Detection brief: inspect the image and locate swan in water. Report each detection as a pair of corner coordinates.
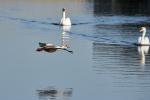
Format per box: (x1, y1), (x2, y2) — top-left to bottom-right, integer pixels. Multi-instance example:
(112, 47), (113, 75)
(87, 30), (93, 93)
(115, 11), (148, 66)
(60, 8), (71, 26)
(138, 27), (150, 46)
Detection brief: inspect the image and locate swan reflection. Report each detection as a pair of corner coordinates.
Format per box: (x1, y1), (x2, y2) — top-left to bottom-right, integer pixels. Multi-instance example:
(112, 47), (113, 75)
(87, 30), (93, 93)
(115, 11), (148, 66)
(138, 46), (149, 65)
(36, 26), (73, 54)
(61, 25), (71, 32)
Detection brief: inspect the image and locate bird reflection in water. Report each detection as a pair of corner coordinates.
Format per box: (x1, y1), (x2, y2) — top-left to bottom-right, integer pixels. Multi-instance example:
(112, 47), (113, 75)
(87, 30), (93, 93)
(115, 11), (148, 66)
(138, 46), (149, 65)
(37, 87), (73, 100)
(36, 26), (73, 54)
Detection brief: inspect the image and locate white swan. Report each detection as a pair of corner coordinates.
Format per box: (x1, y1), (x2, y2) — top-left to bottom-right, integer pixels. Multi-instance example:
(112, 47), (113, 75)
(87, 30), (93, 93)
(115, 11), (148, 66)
(138, 27), (150, 45)
(60, 8), (71, 26)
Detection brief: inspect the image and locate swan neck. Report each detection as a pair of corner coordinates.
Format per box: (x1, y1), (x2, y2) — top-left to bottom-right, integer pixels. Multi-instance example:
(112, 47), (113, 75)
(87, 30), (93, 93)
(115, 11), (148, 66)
(142, 31), (146, 38)
(63, 11), (66, 19)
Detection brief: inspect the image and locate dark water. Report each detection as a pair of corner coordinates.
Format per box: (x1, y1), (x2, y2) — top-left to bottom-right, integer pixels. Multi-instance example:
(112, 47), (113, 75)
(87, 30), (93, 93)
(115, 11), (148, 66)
(0, 0), (150, 100)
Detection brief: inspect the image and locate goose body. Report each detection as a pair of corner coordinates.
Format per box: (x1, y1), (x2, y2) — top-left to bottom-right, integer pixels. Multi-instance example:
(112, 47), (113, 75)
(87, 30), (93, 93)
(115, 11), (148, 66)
(60, 8), (71, 26)
(137, 27), (150, 46)
(37, 42), (73, 53)
(38, 42), (67, 49)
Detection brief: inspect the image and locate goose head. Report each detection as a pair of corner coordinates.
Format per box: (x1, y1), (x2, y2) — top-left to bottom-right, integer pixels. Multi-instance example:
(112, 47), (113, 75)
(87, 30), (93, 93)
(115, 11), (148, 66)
(139, 27), (146, 33)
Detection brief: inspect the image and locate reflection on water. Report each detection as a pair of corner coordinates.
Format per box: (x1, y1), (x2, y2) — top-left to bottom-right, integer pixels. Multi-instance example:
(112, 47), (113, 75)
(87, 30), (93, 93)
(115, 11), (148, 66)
(61, 26), (71, 32)
(93, 42), (150, 88)
(93, 42), (139, 67)
(37, 87), (73, 100)
(94, 0), (150, 16)
(36, 26), (73, 54)
(138, 46), (149, 65)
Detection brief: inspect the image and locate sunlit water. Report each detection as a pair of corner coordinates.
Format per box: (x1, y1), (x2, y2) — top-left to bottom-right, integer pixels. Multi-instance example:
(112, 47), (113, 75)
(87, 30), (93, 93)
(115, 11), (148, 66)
(0, 0), (150, 100)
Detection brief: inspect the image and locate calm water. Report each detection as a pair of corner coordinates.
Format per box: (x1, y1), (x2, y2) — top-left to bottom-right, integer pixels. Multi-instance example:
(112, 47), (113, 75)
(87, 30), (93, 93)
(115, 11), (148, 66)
(0, 0), (150, 100)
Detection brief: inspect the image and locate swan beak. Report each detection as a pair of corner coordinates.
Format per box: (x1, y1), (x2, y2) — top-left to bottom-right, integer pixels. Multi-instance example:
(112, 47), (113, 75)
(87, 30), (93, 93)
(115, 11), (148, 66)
(139, 28), (143, 32)
(139, 29), (142, 32)
(62, 8), (66, 12)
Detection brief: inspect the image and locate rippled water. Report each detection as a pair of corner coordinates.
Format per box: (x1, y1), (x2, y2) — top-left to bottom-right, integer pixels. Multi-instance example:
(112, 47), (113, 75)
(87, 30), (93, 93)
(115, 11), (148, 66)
(0, 0), (150, 100)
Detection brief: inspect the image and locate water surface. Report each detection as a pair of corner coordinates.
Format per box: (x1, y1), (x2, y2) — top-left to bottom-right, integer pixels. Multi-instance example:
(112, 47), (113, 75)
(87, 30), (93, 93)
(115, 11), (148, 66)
(0, 0), (150, 100)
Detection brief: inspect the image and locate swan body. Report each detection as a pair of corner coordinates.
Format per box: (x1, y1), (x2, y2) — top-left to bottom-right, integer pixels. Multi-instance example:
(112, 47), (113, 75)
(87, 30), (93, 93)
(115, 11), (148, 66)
(60, 8), (71, 26)
(138, 27), (150, 45)
(138, 37), (149, 45)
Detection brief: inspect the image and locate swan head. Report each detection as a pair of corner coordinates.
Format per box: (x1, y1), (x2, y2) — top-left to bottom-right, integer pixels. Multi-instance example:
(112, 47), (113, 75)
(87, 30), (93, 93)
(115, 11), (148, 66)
(62, 8), (66, 12)
(139, 27), (146, 33)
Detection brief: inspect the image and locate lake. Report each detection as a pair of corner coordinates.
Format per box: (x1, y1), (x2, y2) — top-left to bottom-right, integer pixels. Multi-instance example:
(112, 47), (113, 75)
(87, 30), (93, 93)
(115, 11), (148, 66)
(0, 0), (150, 100)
